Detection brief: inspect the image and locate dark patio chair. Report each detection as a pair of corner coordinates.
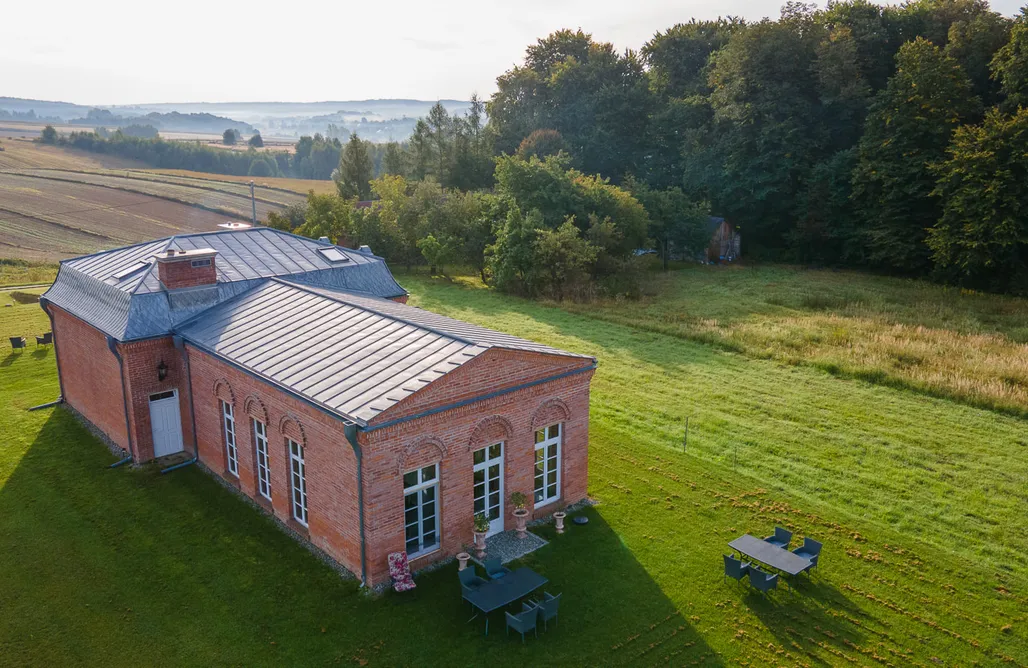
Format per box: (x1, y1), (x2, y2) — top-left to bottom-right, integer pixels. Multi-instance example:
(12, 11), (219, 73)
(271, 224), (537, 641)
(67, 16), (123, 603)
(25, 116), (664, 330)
(459, 566), (487, 605)
(35, 332), (53, 347)
(484, 557), (511, 580)
(763, 526), (792, 549)
(723, 553), (751, 584)
(793, 537), (823, 574)
(528, 591), (561, 631)
(505, 604), (539, 643)
(9, 336), (26, 350)
(748, 566), (778, 595)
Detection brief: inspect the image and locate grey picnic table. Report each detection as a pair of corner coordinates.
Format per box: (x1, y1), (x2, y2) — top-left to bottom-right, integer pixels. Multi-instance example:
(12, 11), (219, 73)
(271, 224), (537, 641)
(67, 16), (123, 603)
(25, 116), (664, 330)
(464, 566), (548, 635)
(728, 534), (812, 577)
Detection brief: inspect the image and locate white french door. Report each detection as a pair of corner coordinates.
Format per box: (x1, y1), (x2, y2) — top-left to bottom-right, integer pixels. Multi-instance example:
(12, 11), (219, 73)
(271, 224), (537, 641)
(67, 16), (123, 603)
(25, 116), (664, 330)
(473, 442), (504, 536)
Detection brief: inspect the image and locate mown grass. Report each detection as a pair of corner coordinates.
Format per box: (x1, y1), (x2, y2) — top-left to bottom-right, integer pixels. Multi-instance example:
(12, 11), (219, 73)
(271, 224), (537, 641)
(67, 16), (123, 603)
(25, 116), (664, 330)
(559, 263), (1028, 417)
(1, 271), (1026, 666)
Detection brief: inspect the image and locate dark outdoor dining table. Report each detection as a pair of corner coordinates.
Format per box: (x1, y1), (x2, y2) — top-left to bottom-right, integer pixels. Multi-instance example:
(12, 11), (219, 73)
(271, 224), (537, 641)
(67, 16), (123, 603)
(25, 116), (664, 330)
(464, 566), (548, 635)
(728, 534), (812, 576)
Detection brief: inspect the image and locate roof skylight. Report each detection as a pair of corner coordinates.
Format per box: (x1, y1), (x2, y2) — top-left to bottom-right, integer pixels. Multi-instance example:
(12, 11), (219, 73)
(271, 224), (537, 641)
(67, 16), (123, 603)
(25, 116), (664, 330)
(111, 261), (150, 281)
(317, 247), (350, 263)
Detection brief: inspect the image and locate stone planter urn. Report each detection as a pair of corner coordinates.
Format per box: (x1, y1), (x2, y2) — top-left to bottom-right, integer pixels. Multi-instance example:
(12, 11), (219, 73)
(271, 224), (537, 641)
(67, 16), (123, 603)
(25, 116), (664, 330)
(456, 552), (471, 571)
(513, 509), (530, 539)
(553, 511), (567, 535)
(473, 531), (488, 560)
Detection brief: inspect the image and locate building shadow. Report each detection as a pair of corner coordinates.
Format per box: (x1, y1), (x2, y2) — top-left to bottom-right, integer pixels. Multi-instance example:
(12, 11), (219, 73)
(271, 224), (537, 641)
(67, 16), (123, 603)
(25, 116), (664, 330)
(0, 411), (720, 666)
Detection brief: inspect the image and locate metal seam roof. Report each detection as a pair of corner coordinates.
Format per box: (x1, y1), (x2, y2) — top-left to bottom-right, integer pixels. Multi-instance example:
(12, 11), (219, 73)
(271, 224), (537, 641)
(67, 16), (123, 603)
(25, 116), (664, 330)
(42, 228), (407, 341)
(175, 278), (591, 424)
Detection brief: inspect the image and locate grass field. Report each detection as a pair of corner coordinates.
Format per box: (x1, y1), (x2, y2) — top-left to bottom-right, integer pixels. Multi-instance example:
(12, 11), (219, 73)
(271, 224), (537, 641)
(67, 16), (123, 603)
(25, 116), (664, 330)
(1, 269), (1026, 666)
(567, 263), (1028, 418)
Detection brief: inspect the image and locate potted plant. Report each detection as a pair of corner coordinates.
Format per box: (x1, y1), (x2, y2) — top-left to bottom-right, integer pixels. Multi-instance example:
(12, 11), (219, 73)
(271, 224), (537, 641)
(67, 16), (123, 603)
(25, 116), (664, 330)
(510, 491), (529, 539)
(472, 513), (490, 559)
(553, 501), (567, 535)
(456, 548), (472, 571)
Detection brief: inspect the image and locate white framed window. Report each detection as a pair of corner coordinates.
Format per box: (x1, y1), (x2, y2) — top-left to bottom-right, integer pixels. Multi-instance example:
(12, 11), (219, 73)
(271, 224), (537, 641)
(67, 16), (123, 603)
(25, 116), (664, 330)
(253, 419), (271, 500)
(222, 401), (237, 477)
(403, 464), (439, 557)
(534, 423), (561, 507)
(289, 439), (308, 526)
(190, 258), (211, 268)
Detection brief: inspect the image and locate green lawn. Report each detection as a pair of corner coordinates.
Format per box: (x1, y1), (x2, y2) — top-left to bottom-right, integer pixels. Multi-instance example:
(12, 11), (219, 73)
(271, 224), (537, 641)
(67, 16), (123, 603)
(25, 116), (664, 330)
(1, 270), (1026, 666)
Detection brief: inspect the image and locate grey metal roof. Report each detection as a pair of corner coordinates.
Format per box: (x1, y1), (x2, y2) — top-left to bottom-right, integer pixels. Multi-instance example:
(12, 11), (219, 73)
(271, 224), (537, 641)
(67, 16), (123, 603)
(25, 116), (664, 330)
(176, 279), (591, 425)
(42, 228), (407, 341)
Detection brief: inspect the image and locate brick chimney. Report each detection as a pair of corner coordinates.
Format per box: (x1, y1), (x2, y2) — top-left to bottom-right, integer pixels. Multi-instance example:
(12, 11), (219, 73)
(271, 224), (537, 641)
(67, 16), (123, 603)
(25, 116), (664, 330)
(155, 248), (218, 290)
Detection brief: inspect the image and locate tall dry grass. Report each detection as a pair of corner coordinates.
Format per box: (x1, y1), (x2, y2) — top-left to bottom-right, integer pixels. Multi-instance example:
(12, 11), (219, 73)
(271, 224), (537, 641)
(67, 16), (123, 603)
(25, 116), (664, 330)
(561, 264), (1028, 416)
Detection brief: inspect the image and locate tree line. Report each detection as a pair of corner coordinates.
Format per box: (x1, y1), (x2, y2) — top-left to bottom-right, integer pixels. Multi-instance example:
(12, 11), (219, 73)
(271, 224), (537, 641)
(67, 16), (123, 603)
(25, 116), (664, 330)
(49, 1), (1028, 296)
(313, 0), (1028, 296)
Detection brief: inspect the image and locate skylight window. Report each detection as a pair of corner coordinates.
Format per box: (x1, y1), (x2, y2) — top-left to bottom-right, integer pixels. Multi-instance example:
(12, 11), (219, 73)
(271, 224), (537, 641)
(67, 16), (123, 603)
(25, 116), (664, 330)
(111, 261), (150, 281)
(317, 247), (350, 263)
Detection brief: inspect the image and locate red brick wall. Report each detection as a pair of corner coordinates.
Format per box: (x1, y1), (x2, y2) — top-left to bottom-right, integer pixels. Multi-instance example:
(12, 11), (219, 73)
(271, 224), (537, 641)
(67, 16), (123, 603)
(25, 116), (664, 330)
(50, 306), (594, 588)
(120, 337), (195, 463)
(50, 305), (130, 452)
(360, 361), (594, 586)
(157, 257), (217, 290)
(49, 307), (196, 463)
(185, 346), (363, 576)
(389, 295), (408, 304)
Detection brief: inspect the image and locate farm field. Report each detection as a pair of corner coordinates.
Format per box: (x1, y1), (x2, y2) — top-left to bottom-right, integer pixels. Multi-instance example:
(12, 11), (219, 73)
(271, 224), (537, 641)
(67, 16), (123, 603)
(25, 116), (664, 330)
(150, 169), (335, 195)
(2, 170), (288, 221)
(0, 137), (143, 170)
(0, 172), (246, 261)
(1, 270), (1026, 666)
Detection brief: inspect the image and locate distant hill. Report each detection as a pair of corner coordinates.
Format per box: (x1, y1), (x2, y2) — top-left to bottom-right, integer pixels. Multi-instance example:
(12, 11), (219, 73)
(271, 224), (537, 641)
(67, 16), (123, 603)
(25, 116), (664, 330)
(0, 97), (473, 142)
(69, 108), (253, 134)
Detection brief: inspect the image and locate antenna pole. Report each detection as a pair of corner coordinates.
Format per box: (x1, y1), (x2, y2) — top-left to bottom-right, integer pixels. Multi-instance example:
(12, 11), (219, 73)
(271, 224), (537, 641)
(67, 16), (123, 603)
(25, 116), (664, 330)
(249, 181), (257, 225)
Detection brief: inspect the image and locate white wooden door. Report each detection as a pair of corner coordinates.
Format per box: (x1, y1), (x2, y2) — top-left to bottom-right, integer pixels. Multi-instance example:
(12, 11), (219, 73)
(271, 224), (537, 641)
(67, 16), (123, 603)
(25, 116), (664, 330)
(149, 390), (184, 458)
(473, 442), (504, 536)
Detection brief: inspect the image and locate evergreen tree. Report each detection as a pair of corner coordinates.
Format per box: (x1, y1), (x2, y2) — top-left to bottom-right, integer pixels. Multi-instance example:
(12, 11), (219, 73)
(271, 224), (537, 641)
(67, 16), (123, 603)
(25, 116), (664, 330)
(335, 132), (374, 200)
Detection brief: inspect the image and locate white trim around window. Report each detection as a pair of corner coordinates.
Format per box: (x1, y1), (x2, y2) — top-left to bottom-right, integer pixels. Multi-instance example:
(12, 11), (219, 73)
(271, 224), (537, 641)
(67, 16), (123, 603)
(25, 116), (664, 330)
(289, 439), (308, 526)
(403, 464), (440, 558)
(222, 401), (238, 477)
(534, 423), (562, 507)
(253, 419), (271, 501)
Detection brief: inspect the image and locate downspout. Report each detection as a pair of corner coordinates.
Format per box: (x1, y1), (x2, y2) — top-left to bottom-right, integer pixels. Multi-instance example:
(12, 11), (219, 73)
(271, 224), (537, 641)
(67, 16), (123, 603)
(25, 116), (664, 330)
(37, 298), (65, 404)
(162, 335), (199, 475)
(106, 335), (135, 462)
(343, 421), (367, 588)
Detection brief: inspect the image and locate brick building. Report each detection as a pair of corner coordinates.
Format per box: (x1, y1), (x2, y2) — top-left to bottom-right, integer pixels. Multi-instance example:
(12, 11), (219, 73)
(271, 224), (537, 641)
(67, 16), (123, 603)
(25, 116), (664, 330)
(41, 228), (596, 587)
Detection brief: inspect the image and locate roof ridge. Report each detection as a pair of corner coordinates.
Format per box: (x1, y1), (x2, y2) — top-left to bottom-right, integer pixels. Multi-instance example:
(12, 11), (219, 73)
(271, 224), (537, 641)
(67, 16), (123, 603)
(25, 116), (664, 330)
(129, 238), (174, 295)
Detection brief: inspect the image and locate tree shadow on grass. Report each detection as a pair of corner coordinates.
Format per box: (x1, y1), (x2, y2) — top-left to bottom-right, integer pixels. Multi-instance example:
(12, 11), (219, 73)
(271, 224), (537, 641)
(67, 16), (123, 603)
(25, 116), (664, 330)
(408, 279), (724, 374)
(0, 412), (720, 666)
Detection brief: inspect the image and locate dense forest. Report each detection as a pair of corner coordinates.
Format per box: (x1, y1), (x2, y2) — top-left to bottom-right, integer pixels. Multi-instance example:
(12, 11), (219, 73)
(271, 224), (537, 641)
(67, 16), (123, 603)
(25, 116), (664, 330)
(55, 1), (1028, 297)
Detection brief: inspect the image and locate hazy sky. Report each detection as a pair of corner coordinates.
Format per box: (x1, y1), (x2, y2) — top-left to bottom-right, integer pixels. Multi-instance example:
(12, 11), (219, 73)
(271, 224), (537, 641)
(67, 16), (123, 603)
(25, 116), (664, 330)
(2, 0), (1024, 105)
